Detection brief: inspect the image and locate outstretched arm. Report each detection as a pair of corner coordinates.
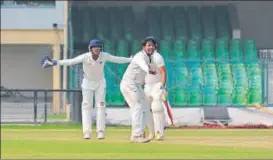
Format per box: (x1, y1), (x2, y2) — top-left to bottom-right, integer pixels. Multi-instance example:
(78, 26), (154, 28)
(41, 54), (85, 68)
(105, 53), (132, 64)
(57, 54), (85, 66)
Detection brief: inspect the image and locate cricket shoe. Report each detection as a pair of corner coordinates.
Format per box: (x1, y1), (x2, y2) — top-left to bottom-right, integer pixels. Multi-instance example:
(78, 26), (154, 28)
(83, 132), (91, 140)
(130, 136), (151, 143)
(97, 131), (105, 140)
(147, 134), (154, 141)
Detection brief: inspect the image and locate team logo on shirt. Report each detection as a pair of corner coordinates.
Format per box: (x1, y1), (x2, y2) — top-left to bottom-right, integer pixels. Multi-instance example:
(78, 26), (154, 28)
(99, 61), (103, 64)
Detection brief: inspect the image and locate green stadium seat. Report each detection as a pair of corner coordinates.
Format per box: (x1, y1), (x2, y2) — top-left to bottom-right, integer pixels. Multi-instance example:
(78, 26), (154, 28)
(230, 39), (243, 60)
(82, 8), (96, 42)
(174, 7), (188, 41)
(216, 38), (229, 60)
(215, 5), (230, 39)
(173, 87), (187, 106)
(188, 90), (203, 106)
(173, 39), (186, 60)
(147, 7), (161, 40)
(94, 7), (109, 40)
(201, 6), (216, 41)
(159, 40), (172, 59)
(189, 66), (203, 86)
(123, 6), (135, 41)
(203, 87), (217, 106)
(109, 7), (123, 41)
(248, 88), (262, 105)
(233, 87), (247, 106)
(131, 39), (141, 55)
(187, 6), (202, 41)
(218, 93), (233, 106)
(218, 63), (231, 70)
(161, 6), (174, 41)
(202, 39), (214, 59)
(204, 70), (218, 88)
(245, 40), (258, 61)
(187, 39), (200, 60)
(103, 40), (115, 53)
(116, 40), (129, 57)
(174, 65), (188, 86)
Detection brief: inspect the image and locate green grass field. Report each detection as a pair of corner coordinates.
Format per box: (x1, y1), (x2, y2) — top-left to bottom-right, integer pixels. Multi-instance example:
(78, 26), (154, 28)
(1, 124), (273, 159)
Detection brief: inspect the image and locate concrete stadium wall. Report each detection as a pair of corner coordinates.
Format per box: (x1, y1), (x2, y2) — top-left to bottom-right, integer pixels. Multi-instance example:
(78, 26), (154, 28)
(1, 45), (53, 89)
(77, 1), (273, 49)
(1, 1), (64, 29)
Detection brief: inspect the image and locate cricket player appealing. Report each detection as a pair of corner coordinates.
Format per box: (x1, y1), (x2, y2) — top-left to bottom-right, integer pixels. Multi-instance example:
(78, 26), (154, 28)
(143, 37), (168, 141)
(120, 37), (157, 143)
(40, 39), (132, 140)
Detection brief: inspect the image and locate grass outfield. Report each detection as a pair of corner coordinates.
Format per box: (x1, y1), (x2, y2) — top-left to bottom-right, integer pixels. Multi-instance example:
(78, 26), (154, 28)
(1, 124), (273, 159)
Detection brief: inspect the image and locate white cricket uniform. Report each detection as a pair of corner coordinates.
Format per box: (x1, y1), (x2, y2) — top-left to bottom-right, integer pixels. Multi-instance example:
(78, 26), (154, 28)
(144, 51), (167, 138)
(120, 51), (151, 137)
(57, 52), (132, 136)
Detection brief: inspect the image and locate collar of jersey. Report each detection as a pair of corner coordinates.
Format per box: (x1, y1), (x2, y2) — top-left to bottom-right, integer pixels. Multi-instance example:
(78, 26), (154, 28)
(89, 52), (102, 62)
(142, 50), (151, 57)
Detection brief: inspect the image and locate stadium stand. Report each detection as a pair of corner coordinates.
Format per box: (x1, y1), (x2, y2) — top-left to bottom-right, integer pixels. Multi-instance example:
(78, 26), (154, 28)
(70, 5), (262, 107)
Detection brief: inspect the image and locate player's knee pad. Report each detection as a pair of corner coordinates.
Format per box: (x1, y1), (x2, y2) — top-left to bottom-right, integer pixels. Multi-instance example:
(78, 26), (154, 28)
(96, 102), (106, 116)
(82, 101), (91, 110)
(96, 101), (106, 109)
(151, 99), (164, 113)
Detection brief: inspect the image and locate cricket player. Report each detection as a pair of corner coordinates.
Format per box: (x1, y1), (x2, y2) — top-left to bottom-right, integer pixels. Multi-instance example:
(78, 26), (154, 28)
(40, 39), (132, 140)
(143, 37), (168, 141)
(120, 37), (157, 143)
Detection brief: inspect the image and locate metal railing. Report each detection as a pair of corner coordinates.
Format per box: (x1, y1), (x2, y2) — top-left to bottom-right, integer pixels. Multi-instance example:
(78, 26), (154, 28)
(1, 89), (81, 124)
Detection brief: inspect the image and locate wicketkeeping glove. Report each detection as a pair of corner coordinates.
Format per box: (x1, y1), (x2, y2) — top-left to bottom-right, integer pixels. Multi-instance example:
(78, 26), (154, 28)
(40, 56), (57, 68)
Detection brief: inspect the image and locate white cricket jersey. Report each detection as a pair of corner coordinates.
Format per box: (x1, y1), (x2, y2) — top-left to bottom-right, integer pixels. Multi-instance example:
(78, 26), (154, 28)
(145, 51), (165, 84)
(121, 51), (151, 85)
(57, 52), (132, 88)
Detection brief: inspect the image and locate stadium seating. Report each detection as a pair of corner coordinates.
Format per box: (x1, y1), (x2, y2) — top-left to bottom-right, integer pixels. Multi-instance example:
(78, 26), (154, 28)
(173, 6), (188, 41)
(173, 39), (186, 60)
(230, 39), (243, 61)
(187, 6), (202, 43)
(71, 5), (262, 107)
(201, 6), (216, 41)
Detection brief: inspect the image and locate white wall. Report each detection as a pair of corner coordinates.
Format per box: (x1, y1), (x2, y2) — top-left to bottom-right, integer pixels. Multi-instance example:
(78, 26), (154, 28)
(1, 1), (64, 29)
(1, 45), (53, 89)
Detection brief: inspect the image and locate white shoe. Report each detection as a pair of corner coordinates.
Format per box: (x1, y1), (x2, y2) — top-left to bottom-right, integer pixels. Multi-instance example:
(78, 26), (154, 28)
(147, 134), (154, 140)
(97, 131), (105, 140)
(130, 136), (151, 143)
(83, 132), (91, 140)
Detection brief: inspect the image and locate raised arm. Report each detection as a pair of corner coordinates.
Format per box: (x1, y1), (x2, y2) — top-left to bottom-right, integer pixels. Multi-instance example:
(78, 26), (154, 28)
(105, 53), (132, 64)
(57, 54), (85, 66)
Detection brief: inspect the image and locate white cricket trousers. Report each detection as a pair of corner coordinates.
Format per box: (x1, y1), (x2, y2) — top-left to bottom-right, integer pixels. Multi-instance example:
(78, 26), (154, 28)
(81, 78), (106, 135)
(120, 81), (149, 137)
(144, 82), (165, 137)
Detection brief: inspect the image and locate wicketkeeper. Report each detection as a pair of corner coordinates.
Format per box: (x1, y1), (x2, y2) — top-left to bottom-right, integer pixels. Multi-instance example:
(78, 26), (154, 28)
(40, 39), (132, 140)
